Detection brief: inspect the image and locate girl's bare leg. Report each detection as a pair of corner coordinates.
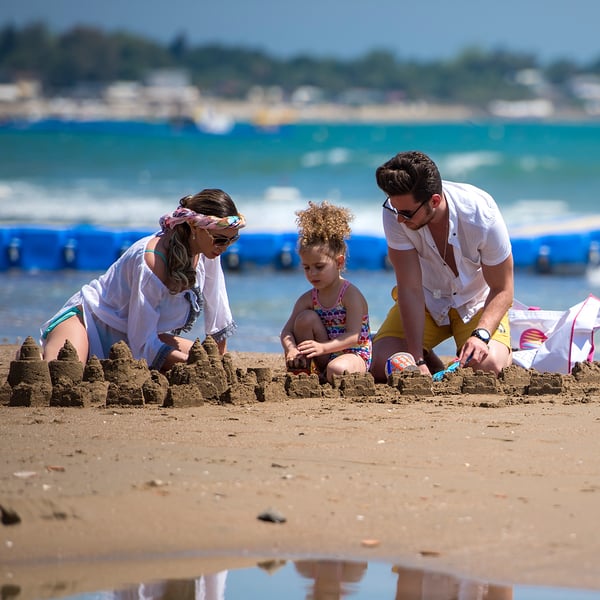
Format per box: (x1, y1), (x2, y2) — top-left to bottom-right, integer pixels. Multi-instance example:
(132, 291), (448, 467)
(292, 309), (330, 373)
(326, 353), (366, 383)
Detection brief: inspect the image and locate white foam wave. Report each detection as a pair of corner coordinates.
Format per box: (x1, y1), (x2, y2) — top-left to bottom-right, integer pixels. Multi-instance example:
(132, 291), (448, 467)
(0, 181), (172, 228)
(518, 155), (560, 172)
(502, 199), (571, 229)
(1, 180), (583, 240)
(438, 151), (501, 178)
(300, 147), (352, 168)
(0, 181), (385, 235)
(241, 188), (383, 235)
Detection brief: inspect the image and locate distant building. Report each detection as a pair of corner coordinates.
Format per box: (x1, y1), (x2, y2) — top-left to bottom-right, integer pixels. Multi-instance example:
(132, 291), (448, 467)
(488, 98), (554, 119)
(143, 69), (200, 109)
(0, 79), (41, 103)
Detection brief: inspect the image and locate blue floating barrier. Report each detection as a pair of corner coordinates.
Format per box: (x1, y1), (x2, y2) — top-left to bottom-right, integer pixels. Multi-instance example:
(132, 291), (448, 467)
(65, 226), (123, 270)
(2, 225), (600, 273)
(535, 233), (592, 274)
(222, 245), (242, 271)
(589, 240), (600, 268)
(535, 244), (552, 274)
(12, 227), (69, 271)
(346, 235), (388, 270)
(275, 232), (299, 270)
(118, 229), (154, 256)
(0, 227), (17, 271)
(589, 229), (600, 245)
(234, 233), (285, 267)
(511, 237), (543, 269)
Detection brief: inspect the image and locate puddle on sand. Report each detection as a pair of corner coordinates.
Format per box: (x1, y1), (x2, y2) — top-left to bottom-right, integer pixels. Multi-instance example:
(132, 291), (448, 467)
(4, 558), (600, 600)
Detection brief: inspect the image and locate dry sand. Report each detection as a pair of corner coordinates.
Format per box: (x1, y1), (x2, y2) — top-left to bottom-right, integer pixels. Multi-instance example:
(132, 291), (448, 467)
(2, 341), (600, 597)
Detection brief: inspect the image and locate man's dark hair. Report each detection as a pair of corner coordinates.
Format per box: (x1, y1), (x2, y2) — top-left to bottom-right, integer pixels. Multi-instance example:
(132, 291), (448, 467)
(376, 150), (442, 203)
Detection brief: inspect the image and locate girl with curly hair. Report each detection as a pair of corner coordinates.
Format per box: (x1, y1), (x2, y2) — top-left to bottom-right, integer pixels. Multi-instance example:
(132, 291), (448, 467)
(280, 201), (372, 383)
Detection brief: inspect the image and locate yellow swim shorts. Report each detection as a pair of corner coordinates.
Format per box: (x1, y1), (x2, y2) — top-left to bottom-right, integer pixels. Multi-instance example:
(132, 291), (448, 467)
(374, 288), (511, 353)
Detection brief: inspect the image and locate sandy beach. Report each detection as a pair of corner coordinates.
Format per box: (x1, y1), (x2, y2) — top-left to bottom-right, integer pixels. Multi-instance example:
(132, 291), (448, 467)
(2, 342), (600, 597)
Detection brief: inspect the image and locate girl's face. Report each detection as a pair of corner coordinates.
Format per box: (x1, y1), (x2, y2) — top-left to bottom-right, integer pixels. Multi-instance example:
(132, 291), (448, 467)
(299, 246), (343, 290)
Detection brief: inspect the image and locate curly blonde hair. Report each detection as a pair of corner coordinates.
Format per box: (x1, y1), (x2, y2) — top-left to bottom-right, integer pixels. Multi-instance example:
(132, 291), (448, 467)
(296, 201), (353, 258)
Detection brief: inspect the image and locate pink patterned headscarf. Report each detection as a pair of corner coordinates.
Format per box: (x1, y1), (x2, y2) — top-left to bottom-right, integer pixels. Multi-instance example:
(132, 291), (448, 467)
(159, 207), (246, 232)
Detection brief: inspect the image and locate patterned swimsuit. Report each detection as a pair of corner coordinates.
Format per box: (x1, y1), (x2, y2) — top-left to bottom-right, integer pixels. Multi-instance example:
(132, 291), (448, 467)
(311, 280), (372, 368)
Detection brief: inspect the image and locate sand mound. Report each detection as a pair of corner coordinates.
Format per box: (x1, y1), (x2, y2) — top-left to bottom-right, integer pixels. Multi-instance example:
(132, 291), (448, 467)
(2, 337), (600, 408)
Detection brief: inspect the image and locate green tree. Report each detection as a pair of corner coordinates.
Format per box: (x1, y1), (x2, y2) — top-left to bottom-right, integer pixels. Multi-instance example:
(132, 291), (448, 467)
(0, 23), (598, 108)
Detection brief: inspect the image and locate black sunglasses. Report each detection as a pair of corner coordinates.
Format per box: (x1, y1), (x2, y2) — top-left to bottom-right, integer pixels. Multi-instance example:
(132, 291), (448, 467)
(382, 196), (429, 221)
(206, 230), (241, 247)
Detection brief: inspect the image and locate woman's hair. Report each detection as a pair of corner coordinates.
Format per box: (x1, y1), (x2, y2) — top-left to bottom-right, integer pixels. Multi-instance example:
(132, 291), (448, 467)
(296, 201), (353, 259)
(375, 150), (442, 203)
(168, 188), (239, 293)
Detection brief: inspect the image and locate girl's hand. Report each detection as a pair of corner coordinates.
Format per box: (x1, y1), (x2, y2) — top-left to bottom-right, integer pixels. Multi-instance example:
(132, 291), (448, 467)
(285, 350), (308, 370)
(296, 340), (325, 359)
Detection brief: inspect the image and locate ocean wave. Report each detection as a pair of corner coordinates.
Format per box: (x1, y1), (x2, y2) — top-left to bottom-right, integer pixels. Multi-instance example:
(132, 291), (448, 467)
(437, 151), (501, 178)
(502, 199), (571, 228)
(301, 147), (352, 168)
(0, 181), (386, 234)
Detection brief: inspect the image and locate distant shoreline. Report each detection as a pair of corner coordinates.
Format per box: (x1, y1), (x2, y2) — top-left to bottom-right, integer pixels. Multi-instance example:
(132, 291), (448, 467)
(0, 97), (598, 125)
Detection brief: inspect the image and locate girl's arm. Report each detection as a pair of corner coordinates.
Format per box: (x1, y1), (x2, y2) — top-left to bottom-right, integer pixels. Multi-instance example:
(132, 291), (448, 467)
(297, 284), (368, 357)
(280, 291), (312, 364)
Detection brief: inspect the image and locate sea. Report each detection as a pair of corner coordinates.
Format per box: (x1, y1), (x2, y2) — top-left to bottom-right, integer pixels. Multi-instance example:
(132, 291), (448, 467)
(1, 119), (600, 356)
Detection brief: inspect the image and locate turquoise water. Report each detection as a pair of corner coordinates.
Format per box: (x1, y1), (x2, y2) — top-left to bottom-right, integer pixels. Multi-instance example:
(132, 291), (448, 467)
(1, 121), (600, 349)
(2, 121), (600, 232)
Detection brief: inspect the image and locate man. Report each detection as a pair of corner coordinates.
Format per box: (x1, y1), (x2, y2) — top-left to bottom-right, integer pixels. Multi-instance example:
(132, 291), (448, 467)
(370, 150), (513, 382)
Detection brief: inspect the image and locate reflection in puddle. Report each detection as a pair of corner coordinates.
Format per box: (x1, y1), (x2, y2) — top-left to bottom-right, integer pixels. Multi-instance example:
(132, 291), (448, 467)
(6, 559), (600, 600)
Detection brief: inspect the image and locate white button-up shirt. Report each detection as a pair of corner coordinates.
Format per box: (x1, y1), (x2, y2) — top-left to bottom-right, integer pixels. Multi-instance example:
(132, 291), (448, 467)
(383, 181), (512, 326)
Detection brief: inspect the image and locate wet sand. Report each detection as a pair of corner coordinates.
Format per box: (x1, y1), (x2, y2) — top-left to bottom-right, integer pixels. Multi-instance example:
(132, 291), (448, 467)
(2, 342), (600, 596)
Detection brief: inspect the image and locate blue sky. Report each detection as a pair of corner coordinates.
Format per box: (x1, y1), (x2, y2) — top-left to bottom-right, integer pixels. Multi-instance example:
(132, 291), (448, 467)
(2, 0), (600, 64)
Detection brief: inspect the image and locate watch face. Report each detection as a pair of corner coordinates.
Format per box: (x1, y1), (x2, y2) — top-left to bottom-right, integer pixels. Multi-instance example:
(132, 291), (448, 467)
(475, 328), (491, 342)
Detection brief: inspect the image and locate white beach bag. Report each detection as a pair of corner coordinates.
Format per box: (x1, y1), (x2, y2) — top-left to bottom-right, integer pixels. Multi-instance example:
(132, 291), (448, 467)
(509, 295), (600, 374)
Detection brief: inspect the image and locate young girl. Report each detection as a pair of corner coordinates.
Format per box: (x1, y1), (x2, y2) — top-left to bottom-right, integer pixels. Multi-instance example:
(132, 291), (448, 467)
(280, 201), (372, 383)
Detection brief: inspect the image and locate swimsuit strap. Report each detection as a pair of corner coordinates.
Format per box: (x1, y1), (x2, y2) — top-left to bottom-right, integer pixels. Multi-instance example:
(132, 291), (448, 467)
(312, 280), (350, 309)
(144, 249), (168, 266)
(336, 280), (350, 303)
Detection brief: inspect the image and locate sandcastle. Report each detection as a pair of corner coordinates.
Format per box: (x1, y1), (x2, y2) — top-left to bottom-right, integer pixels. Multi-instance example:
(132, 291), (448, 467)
(2, 336), (600, 408)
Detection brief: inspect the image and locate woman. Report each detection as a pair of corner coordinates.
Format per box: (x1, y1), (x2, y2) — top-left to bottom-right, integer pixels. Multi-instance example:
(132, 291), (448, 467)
(41, 189), (245, 372)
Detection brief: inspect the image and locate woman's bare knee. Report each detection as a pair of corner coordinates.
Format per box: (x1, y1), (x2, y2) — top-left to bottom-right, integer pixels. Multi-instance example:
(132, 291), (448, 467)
(43, 317), (88, 363)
